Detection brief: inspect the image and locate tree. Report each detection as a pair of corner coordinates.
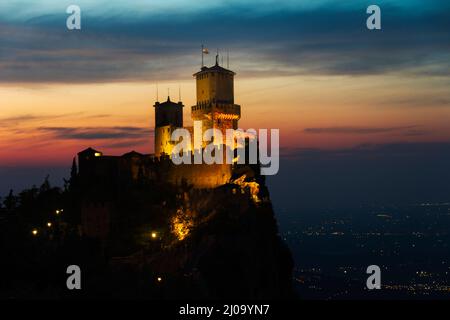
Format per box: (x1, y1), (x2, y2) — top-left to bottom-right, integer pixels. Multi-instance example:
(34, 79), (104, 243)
(3, 189), (17, 211)
(71, 157), (78, 180)
(65, 157), (78, 192)
(39, 175), (51, 193)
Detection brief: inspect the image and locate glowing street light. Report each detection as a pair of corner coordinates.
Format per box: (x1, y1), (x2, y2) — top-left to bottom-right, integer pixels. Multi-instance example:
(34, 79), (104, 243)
(56, 210), (60, 215)
(151, 231), (158, 239)
(47, 222), (52, 227)
(32, 229), (38, 236)
(157, 276), (162, 282)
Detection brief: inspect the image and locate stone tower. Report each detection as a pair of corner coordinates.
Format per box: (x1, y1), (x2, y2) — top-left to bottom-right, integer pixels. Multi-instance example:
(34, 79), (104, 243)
(154, 96), (184, 157)
(191, 56), (241, 144)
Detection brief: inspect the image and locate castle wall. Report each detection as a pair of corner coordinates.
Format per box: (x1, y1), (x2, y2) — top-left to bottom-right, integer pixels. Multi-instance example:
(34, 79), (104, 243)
(155, 125), (176, 157)
(81, 201), (111, 241)
(79, 152), (232, 190)
(165, 162), (232, 189)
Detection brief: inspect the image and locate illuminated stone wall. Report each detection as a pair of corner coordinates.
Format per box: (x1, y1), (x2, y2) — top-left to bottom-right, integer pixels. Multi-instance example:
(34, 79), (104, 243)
(155, 125), (177, 157)
(195, 68), (234, 104)
(165, 162), (232, 189)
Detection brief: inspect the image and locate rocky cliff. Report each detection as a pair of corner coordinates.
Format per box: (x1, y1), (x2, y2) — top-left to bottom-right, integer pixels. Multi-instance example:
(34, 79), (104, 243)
(89, 167), (295, 299)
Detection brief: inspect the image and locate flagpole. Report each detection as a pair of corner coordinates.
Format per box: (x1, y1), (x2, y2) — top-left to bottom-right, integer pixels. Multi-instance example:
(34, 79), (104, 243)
(201, 44), (204, 68)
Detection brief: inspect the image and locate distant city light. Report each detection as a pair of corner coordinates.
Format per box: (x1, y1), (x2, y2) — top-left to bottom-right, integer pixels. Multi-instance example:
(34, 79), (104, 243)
(56, 210), (60, 215)
(157, 276), (162, 282)
(151, 232), (157, 239)
(32, 229), (38, 236)
(47, 222), (52, 227)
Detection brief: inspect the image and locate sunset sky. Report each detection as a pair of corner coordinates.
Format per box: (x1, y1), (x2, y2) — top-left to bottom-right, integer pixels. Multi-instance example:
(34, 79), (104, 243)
(1, 0), (450, 203)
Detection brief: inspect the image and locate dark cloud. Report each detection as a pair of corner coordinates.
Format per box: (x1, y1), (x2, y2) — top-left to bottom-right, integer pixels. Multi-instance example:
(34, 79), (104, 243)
(380, 96), (450, 108)
(0, 114), (39, 122)
(0, 3), (449, 83)
(0, 113), (109, 127)
(403, 129), (433, 137)
(99, 139), (150, 149)
(38, 126), (153, 140)
(0, 113), (73, 128)
(303, 125), (417, 135)
(0, 115), (40, 128)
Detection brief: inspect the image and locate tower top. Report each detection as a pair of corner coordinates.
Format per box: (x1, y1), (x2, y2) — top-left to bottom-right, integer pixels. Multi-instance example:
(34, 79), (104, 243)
(154, 95), (183, 107)
(193, 63), (235, 77)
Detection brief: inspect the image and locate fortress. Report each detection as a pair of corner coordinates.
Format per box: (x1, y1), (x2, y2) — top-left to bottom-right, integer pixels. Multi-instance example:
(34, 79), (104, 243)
(78, 55), (246, 190)
(77, 57), (262, 241)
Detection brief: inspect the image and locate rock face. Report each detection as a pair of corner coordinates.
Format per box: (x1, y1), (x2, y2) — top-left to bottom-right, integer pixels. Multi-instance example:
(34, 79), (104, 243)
(75, 157), (294, 299)
(144, 184), (295, 299)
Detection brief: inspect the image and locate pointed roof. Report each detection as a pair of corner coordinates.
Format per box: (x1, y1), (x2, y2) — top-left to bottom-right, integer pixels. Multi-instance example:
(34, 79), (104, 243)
(193, 62), (235, 77)
(78, 147), (101, 156)
(154, 95), (183, 107)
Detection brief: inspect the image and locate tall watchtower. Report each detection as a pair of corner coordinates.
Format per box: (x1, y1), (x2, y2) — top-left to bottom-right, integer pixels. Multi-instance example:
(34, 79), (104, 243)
(154, 96), (184, 157)
(191, 56), (241, 141)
